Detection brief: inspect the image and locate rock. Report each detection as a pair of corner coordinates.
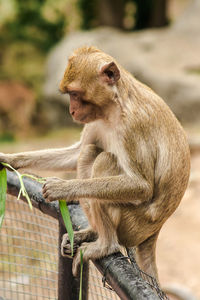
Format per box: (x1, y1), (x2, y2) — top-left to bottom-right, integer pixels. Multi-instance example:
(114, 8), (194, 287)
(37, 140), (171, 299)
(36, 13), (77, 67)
(173, 0), (200, 34)
(44, 0), (200, 126)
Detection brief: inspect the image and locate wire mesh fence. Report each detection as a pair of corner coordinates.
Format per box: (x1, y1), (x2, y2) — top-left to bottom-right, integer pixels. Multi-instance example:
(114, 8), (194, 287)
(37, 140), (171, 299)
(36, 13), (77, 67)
(0, 195), (58, 300)
(0, 195), (120, 300)
(1, 171), (164, 300)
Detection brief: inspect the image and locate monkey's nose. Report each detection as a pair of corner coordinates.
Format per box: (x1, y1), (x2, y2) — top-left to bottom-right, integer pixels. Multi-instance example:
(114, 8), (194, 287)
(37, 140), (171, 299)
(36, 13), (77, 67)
(69, 107), (75, 116)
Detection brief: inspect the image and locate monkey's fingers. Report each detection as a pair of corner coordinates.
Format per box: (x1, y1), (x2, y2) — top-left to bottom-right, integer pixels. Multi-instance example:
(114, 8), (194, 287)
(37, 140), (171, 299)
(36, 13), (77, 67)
(0, 153), (15, 171)
(42, 185), (52, 202)
(0, 162), (14, 172)
(42, 180), (57, 202)
(42, 177), (66, 202)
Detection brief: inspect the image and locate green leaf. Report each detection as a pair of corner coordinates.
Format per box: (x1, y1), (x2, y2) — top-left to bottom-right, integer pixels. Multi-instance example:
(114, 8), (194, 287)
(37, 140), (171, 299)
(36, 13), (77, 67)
(0, 168), (7, 228)
(2, 162), (33, 210)
(79, 249), (83, 300)
(59, 200), (74, 256)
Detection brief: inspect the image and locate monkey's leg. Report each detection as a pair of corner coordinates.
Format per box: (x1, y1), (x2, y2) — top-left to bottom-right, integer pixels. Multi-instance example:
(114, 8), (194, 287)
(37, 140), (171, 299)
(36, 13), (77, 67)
(61, 144), (102, 258)
(72, 151), (122, 276)
(72, 206), (120, 276)
(136, 232), (159, 281)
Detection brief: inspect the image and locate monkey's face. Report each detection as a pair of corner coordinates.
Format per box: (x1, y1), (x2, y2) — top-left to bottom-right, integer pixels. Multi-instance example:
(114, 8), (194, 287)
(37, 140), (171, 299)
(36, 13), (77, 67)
(59, 46), (121, 124)
(68, 90), (102, 124)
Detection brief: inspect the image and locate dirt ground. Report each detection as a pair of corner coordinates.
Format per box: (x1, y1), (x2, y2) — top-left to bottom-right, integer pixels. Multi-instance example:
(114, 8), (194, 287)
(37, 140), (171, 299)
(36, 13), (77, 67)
(157, 148), (200, 299)
(1, 127), (200, 299)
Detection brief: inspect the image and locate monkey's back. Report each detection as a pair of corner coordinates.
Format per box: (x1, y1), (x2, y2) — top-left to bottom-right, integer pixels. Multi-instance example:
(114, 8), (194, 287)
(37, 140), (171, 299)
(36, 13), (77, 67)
(129, 80), (191, 223)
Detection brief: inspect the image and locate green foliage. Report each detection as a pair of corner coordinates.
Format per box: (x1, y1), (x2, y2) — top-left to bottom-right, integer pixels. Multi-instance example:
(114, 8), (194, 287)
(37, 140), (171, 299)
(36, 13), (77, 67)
(0, 133), (15, 143)
(0, 0), (69, 110)
(0, 42), (45, 96)
(1, 0), (67, 52)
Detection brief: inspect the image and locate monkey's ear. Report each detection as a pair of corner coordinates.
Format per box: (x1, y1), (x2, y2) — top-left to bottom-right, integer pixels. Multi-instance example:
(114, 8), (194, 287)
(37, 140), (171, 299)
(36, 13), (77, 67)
(100, 62), (120, 85)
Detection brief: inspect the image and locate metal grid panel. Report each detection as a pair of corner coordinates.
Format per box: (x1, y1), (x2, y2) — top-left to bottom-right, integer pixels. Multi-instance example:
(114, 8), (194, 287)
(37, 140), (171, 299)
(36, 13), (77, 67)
(89, 265), (120, 300)
(0, 195), (58, 300)
(0, 195), (120, 300)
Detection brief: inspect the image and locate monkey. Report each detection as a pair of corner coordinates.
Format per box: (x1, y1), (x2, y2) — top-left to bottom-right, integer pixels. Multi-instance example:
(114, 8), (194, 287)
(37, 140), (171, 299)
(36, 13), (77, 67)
(0, 46), (190, 280)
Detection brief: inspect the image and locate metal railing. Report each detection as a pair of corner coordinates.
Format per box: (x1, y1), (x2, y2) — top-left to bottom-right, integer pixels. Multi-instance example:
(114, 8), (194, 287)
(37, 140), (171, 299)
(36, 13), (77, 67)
(0, 170), (161, 300)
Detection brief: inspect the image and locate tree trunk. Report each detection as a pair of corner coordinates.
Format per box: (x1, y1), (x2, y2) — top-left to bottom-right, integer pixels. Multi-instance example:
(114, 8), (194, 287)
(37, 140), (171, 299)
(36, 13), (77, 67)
(135, 0), (168, 29)
(97, 0), (125, 28)
(149, 0), (168, 27)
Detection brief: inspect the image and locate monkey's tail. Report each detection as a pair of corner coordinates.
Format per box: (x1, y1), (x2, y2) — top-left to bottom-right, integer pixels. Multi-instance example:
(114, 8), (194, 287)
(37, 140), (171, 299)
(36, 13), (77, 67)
(163, 284), (198, 300)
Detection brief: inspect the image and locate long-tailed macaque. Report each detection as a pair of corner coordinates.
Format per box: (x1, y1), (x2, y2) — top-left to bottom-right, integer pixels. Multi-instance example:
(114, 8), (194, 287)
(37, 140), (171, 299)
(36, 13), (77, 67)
(0, 46), (190, 279)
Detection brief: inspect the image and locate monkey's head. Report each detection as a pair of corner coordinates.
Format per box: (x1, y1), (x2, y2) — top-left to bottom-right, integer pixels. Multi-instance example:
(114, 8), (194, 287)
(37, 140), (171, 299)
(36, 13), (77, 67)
(59, 46), (120, 124)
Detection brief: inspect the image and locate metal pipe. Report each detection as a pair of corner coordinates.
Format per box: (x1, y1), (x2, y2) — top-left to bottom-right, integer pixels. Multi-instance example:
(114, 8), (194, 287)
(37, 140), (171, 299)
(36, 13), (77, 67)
(6, 170), (159, 300)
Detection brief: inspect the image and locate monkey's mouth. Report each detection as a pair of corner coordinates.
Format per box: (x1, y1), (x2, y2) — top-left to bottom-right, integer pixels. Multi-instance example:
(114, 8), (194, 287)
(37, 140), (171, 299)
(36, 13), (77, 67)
(72, 114), (89, 124)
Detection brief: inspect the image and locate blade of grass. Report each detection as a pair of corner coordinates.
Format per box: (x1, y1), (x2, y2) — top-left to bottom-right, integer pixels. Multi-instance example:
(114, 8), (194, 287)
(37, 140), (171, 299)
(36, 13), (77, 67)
(59, 200), (74, 256)
(21, 174), (46, 184)
(0, 168), (7, 228)
(79, 249), (83, 300)
(17, 188), (22, 201)
(2, 163), (33, 210)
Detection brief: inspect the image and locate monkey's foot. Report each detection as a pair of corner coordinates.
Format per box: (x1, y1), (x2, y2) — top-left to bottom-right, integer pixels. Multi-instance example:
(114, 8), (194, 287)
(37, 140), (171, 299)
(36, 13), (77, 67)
(61, 232), (82, 258)
(61, 229), (98, 258)
(61, 238), (78, 258)
(72, 240), (120, 276)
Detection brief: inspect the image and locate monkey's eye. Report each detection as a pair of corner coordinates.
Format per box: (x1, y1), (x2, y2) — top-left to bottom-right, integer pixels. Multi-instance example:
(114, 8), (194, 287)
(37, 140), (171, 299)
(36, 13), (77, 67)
(69, 91), (78, 98)
(81, 99), (90, 106)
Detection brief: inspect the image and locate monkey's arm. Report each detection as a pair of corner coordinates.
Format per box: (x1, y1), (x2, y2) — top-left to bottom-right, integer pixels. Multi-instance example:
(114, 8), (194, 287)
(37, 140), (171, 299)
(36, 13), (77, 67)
(43, 174), (153, 204)
(0, 142), (81, 171)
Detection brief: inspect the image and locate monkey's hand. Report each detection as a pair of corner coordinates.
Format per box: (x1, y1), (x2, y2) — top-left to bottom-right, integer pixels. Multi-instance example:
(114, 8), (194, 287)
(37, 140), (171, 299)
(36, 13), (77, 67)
(0, 153), (16, 171)
(42, 177), (76, 202)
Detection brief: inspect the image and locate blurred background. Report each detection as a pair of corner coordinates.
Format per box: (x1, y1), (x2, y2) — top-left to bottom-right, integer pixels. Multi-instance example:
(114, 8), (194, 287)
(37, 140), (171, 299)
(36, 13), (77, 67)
(0, 0), (200, 298)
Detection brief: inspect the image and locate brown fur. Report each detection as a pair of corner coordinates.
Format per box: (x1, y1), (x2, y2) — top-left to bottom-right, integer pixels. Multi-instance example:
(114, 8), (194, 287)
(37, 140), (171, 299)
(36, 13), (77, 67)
(0, 46), (190, 279)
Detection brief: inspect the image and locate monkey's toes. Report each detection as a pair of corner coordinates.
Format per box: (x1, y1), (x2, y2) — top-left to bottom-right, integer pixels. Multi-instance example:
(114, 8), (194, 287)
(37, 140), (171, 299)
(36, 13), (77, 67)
(72, 251), (82, 277)
(61, 244), (78, 258)
(72, 242), (90, 276)
(61, 240), (79, 257)
(61, 233), (79, 257)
